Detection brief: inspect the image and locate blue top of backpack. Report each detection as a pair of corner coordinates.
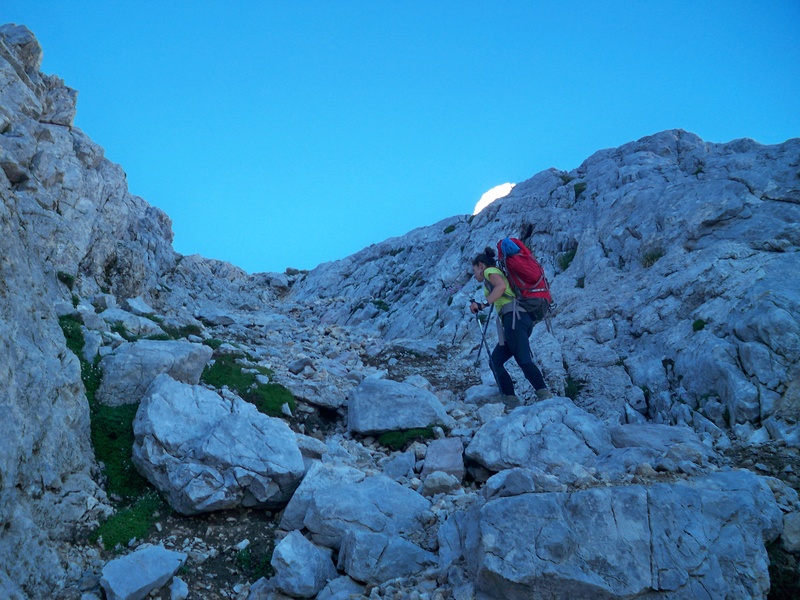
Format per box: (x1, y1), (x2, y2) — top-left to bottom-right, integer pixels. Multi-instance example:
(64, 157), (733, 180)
(500, 237), (521, 257)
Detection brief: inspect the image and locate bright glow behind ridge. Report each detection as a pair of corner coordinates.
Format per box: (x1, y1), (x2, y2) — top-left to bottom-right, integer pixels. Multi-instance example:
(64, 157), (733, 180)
(473, 183), (515, 215)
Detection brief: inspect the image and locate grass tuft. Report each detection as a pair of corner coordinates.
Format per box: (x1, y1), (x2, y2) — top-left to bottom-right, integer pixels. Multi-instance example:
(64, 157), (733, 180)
(57, 271), (76, 290)
(377, 427), (435, 451)
(559, 248), (577, 271)
(371, 299), (390, 311)
(564, 376), (585, 401)
(641, 248), (665, 268)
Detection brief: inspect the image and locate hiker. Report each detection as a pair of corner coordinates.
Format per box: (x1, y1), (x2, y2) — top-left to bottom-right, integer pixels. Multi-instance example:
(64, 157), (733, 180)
(470, 247), (553, 402)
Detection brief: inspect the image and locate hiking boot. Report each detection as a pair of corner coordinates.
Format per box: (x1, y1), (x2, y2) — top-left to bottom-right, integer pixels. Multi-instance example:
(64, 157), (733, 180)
(535, 388), (553, 400)
(502, 394), (521, 409)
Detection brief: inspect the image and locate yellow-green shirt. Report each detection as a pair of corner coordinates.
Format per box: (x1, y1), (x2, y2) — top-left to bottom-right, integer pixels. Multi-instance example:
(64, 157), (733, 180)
(482, 267), (515, 311)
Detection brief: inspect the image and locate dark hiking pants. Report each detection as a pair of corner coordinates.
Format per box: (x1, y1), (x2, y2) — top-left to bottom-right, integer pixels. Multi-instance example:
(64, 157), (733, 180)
(491, 310), (546, 396)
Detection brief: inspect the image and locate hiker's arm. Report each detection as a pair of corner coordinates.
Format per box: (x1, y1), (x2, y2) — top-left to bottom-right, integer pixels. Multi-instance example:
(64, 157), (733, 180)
(485, 273), (507, 305)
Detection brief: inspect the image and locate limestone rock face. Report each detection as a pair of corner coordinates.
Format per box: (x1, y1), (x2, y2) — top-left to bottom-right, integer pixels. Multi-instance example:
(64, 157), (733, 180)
(469, 470), (781, 599)
(0, 24), (115, 597)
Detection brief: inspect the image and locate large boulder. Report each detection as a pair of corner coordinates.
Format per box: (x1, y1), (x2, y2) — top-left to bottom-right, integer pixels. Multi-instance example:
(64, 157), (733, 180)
(337, 529), (436, 585)
(468, 470), (782, 599)
(132, 375), (304, 515)
(302, 474), (431, 550)
(347, 377), (452, 435)
(465, 397), (613, 483)
(421, 437), (465, 481)
(97, 340), (212, 406)
(279, 461), (366, 532)
(269, 531), (337, 598)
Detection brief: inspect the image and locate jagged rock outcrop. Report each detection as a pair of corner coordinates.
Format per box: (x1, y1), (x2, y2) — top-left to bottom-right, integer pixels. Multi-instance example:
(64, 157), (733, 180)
(289, 129), (800, 444)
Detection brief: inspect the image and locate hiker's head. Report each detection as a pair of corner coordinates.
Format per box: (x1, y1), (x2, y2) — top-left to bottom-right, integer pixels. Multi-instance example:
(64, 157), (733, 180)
(471, 247), (496, 281)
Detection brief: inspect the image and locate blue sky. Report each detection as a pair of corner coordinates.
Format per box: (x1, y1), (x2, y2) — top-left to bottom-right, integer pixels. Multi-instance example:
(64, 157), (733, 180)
(4, 2), (799, 273)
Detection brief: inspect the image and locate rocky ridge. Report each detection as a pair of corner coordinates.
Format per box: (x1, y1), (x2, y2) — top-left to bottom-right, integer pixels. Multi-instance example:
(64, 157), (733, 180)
(1, 23), (799, 600)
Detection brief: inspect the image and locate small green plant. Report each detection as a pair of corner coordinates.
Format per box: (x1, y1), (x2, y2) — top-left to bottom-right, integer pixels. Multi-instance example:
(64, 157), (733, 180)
(564, 376), (585, 401)
(559, 173), (574, 184)
(144, 333), (172, 341)
(89, 491), (165, 551)
(371, 299), (390, 311)
(161, 323), (204, 340)
(71, 294), (80, 308)
(692, 319), (707, 332)
(443, 224), (456, 234)
(693, 165), (704, 176)
(57, 271), (76, 290)
(378, 427), (435, 451)
(110, 321), (136, 342)
(559, 248), (577, 271)
(573, 182), (587, 199)
(575, 276), (585, 289)
(203, 338), (224, 350)
(235, 546), (274, 579)
(641, 248), (665, 268)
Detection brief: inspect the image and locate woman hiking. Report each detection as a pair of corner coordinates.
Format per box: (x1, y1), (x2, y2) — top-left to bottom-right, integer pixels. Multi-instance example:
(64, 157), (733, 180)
(469, 247), (553, 404)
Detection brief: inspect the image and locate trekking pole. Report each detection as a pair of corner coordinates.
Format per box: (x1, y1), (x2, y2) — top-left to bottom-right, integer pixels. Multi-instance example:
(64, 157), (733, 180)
(474, 304), (493, 367)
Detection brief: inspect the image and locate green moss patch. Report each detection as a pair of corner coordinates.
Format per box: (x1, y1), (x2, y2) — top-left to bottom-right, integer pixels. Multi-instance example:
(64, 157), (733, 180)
(202, 353), (293, 418)
(59, 314), (84, 355)
(203, 338), (224, 350)
(245, 384), (296, 418)
(91, 402), (150, 499)
(89, 491), (165, 552)
(377, 427), (435, 451)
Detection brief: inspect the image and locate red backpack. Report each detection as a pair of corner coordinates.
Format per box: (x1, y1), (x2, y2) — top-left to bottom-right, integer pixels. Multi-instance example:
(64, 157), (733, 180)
(497, 237), (553, 319)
